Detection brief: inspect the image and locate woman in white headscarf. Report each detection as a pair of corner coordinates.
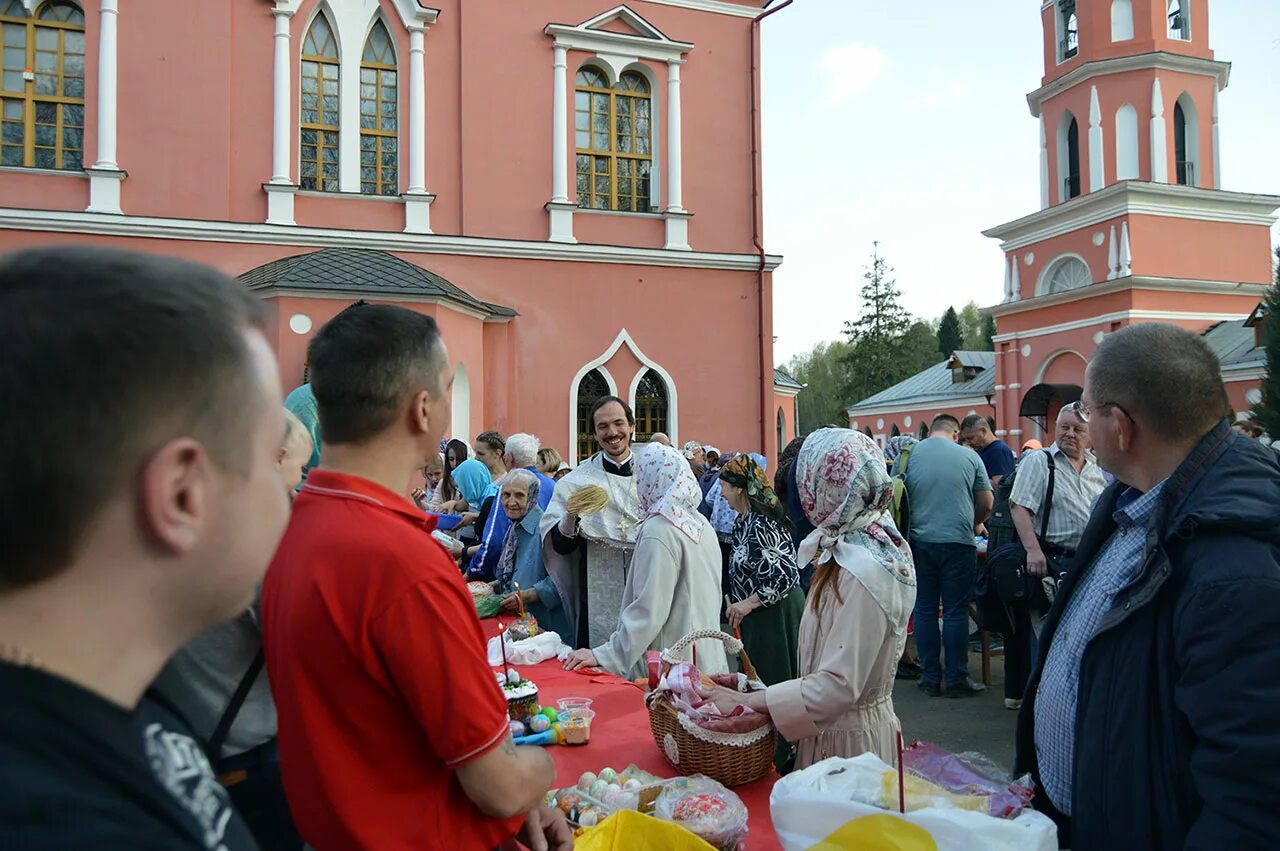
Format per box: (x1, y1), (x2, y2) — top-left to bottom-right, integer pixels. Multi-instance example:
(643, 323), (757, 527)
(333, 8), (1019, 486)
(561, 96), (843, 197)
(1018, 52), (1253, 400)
(699, 428), (916, 770)
(563, 444), (728, 680)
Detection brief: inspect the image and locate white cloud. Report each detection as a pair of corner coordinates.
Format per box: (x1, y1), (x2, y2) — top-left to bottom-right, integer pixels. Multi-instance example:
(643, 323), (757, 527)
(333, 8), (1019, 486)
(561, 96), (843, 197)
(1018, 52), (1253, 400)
(819, 42), (888, 103)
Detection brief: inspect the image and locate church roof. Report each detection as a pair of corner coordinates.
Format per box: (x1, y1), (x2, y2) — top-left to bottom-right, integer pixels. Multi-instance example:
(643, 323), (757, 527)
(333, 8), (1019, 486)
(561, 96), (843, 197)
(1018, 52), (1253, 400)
(773, 367), (803, 390)
(1202, 317), (1265, 370)
(846, 351), (996, 415)
(238, 248), (515, 319)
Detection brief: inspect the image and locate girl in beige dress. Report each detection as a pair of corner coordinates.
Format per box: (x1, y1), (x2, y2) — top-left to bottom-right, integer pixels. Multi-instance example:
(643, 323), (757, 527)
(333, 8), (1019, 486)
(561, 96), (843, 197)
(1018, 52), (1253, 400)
(700, 428), (916, 770)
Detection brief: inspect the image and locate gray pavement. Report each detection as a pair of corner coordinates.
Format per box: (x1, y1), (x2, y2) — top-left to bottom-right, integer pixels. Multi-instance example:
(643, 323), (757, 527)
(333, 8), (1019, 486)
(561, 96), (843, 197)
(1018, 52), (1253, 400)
(892, 647), (1019, 775)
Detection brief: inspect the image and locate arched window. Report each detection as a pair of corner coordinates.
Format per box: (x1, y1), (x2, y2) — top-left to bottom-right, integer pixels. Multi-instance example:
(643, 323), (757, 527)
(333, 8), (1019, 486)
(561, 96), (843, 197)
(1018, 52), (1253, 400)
(917, 423), (930, 440)
(1110, 0), (1134, 42)
(633, 369), (668, 443)
(890, 424), (901, 438)
(574, 67), (653, 213)
(1115, 103), (1139, 180)
(1174, 94), (1199, 186)
(300, 12), (340, 192)
(576, 369), (610, 463)
(0, 0), (85, 170)
(359, 20), (397, 196)
(776, 408), (786, 451)
(1057, 112), (1081, 202)
(1058, 0), (1079, 61)
(1040, 255), (1092, 295)
(1167, 0), (1189, 40)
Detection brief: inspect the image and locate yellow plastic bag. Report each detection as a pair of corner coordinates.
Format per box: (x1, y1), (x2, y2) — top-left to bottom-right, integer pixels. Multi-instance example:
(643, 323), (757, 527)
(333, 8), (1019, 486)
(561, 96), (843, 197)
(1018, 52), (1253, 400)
(574, 809), (718, 851)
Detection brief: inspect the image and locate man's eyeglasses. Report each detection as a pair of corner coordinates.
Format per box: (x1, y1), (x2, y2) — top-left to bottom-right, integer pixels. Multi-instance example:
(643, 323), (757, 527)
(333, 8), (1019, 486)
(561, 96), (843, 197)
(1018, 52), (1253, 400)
(1067, 399), (1132, 424)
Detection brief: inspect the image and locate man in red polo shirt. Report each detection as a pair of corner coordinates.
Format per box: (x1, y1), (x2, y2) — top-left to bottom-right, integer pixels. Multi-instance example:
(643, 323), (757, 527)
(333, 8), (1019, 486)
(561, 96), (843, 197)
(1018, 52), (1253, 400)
(263, 304), (570, 851)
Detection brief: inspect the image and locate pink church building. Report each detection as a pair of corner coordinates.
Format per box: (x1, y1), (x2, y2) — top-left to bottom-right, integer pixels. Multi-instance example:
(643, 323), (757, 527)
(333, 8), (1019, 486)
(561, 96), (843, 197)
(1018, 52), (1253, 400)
(848, 0), (1278, 445)
(0, 0), (791, 463)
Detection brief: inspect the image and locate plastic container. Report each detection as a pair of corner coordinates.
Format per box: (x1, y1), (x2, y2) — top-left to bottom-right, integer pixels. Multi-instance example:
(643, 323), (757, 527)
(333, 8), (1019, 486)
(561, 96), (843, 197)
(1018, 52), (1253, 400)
(561, 709), (596, 745)
(557, 696), (593, 713)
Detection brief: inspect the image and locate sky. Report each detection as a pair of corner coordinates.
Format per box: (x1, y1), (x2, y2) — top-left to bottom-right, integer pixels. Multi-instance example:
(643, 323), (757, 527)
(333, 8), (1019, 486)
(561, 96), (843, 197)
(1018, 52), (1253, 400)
(761, 1), (1280, 363)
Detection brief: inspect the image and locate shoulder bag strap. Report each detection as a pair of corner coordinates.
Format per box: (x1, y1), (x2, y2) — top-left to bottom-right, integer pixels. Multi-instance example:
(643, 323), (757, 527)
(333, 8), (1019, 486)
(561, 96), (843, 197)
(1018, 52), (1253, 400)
(207, 648), (265, 763)
(1038, 448), (1057, 542)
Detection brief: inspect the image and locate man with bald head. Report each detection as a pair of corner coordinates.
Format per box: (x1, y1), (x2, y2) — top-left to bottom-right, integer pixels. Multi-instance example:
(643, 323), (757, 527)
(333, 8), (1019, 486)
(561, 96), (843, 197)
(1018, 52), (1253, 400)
(649, 432), (671, 447)
(1015, 323), (1280, 849)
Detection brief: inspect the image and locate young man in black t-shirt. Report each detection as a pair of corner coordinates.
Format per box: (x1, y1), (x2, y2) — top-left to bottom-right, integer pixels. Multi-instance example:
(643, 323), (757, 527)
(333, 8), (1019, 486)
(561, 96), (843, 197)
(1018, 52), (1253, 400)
(0, 247), (290, 848)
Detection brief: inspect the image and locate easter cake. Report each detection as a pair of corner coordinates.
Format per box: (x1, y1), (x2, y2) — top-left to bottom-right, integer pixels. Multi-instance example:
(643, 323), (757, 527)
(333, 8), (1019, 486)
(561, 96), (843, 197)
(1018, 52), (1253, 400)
(498, 668), (540, 722)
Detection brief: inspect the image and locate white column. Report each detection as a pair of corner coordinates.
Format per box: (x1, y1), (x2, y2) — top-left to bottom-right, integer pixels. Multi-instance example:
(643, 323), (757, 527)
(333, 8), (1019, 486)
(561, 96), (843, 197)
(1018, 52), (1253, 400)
(264, 7), (297, 225)
(85, 0), (123, 214)
(1088, 85), (1105, 192)
(1150, 78), (1168, 183)
(551, 45), (569, 204)
(402, 26), (435, 234)
(1211, 89), (1221, 189)
(1010, 256), (1021, 302)
(1119, 222), (1132, 277)
(1003, 256), (1013, 303)
(666, 60), (684, 213)
(1039, 115), (1050, 209)
(270, 10), (292, 184)
(546, 44), (575, 243)
(1107, 224), (1119, 280)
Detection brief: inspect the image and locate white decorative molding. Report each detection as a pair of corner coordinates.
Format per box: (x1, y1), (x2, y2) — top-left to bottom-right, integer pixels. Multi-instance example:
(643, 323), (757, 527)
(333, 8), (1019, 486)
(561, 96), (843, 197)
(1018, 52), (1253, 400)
(0, 207), (784, 271)
(1088, 86), (1105, 193)
(630, 0), (768, 17)
(982, 181), (1280, 251)
(1118, 221), (1132, 276)
(1036, 252), (1091, 297)
(1003, 256), (1013, 303)
(402, 191), (435, 234)
(86, 0), (122, 214)
(1034, 348), (1087, 384)
(452, 361), (471, 444)
(1010, 257), (1021, 302)
(845, 395), (993, 418)
(992, 309), (1250, 343)
(1009, 382), (1022, 389)
(1110, 0), (1134, 41)
(1211, 89), (1221, 189)
(1038, 115), (1050, 210)
(1115, 103), (1139, 180)
(1026, 51), (1231, 117)
(988, 275), (1270, 319)
(264, 183), (298, 226)
(625, 340), (679, 446)
(1024, 252), (1035, 266)
(1091, 230), (1106, 247)
(1151, 78), (1169, 184)
(269, 7), (294, 186)
(666, 59), (685, 214)
(1106, 224), (1119, 280)
(407, 27), (427, 195)
(550, 45), (570, 207)
(545, 7), (694, 63)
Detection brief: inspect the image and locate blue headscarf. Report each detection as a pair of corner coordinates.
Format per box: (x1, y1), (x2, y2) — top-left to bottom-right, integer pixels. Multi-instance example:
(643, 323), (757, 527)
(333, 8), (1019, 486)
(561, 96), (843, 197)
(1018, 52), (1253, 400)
(452, 459), (497, 510)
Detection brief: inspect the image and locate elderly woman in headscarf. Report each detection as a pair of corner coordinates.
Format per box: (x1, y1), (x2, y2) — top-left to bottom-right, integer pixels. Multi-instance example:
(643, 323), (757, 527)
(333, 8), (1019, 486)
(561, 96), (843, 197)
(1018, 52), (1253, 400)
(883, 434), (918, 471)
(563, 444), (728, 680)
(491, 469), (570, 639)
(718, 454), (804, 688)
(699, 429), (916, 770)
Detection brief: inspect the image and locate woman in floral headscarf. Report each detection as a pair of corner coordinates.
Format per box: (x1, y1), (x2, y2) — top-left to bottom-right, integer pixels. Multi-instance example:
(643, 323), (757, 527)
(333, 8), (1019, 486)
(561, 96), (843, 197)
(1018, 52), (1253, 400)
(699, 428), (916, 770)
(563, 444), (728, 679)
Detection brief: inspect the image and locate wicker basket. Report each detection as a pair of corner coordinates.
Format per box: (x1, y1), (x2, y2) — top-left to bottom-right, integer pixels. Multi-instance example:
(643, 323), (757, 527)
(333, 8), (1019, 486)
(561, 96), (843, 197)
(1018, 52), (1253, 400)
(645, 629), (775, 787)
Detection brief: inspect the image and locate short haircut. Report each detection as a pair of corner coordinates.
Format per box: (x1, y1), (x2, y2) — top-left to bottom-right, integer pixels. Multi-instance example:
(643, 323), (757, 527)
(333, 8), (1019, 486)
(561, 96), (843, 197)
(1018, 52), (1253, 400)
(0, 246), (266, 589)
(590, 395), (635, 429)
(505, 433), (540, 467)
(282, 408), (314, 461)
(959, 414), (990, 433)
(307, 304), (445, 445)
(476, 430), (505, 455)
(1087, 323), (1230, 440)
(931, 414), (961, 434)
(502, 467), (541, 505)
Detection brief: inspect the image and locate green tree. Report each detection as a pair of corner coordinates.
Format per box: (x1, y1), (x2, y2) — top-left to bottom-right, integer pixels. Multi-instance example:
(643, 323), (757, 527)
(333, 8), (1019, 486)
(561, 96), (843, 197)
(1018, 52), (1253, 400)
(1252, 246), (1280, 437)
(903, 319), (945, 375)
(786, 339), (856, 432)
(841, 243), (913, 397)
(981, 313), (997, 350)
(957, 302), (989, 350)
(937, 307), (963, 356)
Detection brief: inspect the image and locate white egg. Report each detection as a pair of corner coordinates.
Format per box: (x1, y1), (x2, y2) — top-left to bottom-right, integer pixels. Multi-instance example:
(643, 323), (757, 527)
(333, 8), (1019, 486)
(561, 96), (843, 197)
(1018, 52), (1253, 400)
(622, 778), (642, 792)
(578, 811), (599, 827)
(506, 669), (521, 685)
(577, 771), (598, 792)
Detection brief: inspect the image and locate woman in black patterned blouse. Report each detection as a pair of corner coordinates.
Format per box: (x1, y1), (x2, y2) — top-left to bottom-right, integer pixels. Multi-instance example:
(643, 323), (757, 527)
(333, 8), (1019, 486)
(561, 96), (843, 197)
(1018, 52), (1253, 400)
(719, 454), (805, 691)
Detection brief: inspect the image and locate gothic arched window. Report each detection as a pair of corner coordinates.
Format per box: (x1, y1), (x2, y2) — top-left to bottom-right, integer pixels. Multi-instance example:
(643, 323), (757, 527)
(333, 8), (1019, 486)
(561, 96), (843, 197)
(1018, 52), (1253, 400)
(0, 0), (85, 170)
(633, 369), (668, 444)
(575, 369), (610, 463)
(575, 66), (653, 212)
(300, 12), (340, 192)
(776, 408), (786, 452)
(360, 20), (398, 196)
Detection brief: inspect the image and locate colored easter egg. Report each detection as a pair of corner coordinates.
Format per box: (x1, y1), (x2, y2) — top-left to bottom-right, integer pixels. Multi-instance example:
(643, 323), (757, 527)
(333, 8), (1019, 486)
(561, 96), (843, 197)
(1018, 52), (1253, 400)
(540, 707), (558, 723)
(589, 779), (609, 799)
(578, 810), (599, 827)
(577, 771), (598, 792)
(508, 720), (525, 738)
(598, 767), (617, 783)
(622, 778), (642, 792)
(529, 715), (551, 733)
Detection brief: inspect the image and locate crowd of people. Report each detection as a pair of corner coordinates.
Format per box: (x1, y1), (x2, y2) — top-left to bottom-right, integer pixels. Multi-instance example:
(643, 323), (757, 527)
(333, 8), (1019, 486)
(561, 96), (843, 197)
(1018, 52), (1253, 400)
(2, 245), (1278, 851)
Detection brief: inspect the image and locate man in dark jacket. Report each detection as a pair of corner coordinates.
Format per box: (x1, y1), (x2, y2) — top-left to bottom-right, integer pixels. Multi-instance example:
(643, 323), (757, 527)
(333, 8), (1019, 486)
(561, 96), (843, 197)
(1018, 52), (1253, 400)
(1015, 322), (1280, 850)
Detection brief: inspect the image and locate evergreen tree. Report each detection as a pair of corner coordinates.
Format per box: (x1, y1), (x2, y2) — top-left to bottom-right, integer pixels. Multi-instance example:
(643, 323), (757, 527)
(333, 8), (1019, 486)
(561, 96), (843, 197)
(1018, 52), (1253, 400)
(936, 307), (963, 356)
(787, 340), (855, 431)
(981, 313), (997, 350)
(842, 243), (913, 397)
(1252, 247), (1280, 437)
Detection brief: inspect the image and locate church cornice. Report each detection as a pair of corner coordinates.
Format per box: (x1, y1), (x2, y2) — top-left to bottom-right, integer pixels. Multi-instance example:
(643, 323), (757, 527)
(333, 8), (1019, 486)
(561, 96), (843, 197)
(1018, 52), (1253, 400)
(983, 181), (1280, 252)
(986, 276), (1270, 321)
(1026, 51), (1232, 117)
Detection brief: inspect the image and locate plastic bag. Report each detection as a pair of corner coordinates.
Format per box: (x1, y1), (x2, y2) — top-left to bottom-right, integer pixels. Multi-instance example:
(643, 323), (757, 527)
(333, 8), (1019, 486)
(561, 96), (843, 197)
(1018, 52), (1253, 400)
(901, 741), (1034, 819)
(769, 754), (1058, 851)
(654, 776), (749, 851)
(485, 630), (569, 666)
(574, 809), (718, 851)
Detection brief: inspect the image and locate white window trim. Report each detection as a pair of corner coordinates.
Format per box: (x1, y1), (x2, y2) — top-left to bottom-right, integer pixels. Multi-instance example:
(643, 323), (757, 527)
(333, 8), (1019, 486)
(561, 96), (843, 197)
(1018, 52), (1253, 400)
(544, 6), (693, 249)
(567, 328), (678, 464)
(1036, 252), (1092, 296)
(1033, 348), (1088, 384)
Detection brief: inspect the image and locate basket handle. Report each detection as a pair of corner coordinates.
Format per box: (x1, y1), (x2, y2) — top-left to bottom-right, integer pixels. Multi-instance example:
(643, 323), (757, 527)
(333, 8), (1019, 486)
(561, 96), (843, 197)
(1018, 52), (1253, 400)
(662, 628), (742, 663)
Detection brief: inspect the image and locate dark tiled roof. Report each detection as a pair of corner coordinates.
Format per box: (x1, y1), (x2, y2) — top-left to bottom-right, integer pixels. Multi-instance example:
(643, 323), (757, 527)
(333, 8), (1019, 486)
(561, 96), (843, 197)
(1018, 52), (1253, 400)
(1202, 317), (1264, 370)
(773, 367), (803, 390)
(846, 351), (996, 413)
(239, 248), (514, 318)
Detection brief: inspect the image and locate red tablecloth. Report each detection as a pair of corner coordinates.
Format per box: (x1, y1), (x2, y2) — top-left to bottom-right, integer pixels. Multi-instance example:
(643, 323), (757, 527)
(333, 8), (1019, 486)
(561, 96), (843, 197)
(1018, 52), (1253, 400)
(483, 619), (782, 850)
